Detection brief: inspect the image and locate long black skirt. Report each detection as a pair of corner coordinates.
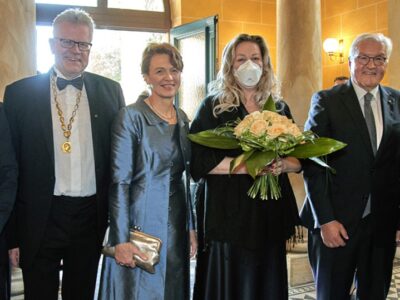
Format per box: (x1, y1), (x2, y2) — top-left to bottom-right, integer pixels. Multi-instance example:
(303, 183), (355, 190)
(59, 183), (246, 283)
(193, 240), (288, 300)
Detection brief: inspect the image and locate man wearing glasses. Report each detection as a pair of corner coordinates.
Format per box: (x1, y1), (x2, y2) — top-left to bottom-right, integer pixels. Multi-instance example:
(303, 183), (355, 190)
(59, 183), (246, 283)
(4, 8), (125, 300)
(302, 33), (400, 300)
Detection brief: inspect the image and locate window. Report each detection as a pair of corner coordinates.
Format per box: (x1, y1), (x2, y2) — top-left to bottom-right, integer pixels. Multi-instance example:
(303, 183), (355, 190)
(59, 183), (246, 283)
(35, 2), (217, 109)
(108, 0), (164, 12)
(36, 0), (97, 6)
(36, 0), (165, 11)
(171, 16), (218, 120)
(37, 26), (167, 104)
(35, 0), (171, 31)
(35, 0), (169, 104)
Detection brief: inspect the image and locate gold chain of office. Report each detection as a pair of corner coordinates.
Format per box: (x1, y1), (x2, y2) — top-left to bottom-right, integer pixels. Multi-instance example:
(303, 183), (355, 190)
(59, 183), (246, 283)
(51, 75), (82, 154)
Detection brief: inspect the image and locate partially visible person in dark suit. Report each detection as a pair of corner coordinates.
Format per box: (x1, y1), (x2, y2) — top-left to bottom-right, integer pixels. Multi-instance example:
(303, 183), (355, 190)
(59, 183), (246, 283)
(0, 103), (17, 233)
(301, 32), (400, 300)
(0, 102), (17, 300)
(333, 75), (349, 86)
(4, 8), (125, 300)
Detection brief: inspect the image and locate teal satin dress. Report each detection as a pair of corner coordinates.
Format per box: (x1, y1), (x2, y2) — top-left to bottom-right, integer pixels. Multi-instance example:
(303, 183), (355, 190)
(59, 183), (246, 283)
(98, 97), (193, 300)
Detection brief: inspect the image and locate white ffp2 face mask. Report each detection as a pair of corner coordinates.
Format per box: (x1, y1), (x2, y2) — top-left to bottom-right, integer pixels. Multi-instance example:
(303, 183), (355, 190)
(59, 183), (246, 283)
(234, 59), (262, 88)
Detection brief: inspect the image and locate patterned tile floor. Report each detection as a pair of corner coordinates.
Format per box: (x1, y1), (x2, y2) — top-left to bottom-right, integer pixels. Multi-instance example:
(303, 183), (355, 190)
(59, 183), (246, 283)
(11, 257), (400, 299)
(288, 258), (400, 300)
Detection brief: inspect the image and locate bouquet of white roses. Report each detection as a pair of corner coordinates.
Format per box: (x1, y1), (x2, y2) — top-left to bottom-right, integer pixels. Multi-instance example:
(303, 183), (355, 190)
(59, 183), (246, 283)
(188, 96), (346, 200)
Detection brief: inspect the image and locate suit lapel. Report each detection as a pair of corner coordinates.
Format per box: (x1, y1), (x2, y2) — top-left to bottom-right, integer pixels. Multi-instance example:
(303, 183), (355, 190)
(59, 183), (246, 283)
(177, 108), (190, 169)
(38, 72), (55, 164)
(83, 73), (101, 170)
(375, 86), (396, 158)
(339, 82), (375, 157)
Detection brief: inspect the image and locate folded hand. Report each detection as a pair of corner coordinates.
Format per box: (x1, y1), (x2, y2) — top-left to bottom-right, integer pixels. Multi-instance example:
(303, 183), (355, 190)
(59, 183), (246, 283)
(115, 242), (147, 268)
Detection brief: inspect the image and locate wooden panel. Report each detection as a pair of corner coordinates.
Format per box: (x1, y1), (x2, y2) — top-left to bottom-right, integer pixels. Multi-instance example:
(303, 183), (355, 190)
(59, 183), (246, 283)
(36, 3), (171, 32)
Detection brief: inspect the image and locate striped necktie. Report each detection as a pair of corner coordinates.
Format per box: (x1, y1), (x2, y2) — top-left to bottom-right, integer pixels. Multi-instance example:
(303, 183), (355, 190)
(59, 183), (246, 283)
(364, 92), (377, 154)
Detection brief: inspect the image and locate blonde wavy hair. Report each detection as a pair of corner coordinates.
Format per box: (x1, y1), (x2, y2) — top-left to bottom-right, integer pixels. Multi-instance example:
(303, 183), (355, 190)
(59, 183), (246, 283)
(210, 34), (281, 116)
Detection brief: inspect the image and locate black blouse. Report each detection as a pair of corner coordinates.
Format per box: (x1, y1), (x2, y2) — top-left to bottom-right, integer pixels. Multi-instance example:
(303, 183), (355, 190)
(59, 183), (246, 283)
(190, 95), (301, 250)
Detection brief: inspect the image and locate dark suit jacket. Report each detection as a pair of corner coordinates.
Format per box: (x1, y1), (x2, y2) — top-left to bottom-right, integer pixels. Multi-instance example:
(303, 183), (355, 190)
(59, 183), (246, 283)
(301, 81), (400, 244)
(3, 71), (125, 267)
(0, 103), (17, 234)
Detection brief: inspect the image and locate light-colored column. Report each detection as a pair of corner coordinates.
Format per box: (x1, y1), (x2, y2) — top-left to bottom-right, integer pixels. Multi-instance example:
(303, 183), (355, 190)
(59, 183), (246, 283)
(277, 0), (322, 127)
(276, 0), (322, 217)
(388, 0), (400, 90)
(0, 0), (36, 99)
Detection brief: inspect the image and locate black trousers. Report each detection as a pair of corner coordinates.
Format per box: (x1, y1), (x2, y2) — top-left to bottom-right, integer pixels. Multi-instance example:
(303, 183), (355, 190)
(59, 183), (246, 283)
(308, 217), (396, 300)
(22, 195), (101, 300)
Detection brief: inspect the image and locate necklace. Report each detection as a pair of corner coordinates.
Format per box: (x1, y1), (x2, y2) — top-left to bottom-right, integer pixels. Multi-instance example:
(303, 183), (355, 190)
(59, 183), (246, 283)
(51, 75), (82, 154)
(147, 98), (176, 122)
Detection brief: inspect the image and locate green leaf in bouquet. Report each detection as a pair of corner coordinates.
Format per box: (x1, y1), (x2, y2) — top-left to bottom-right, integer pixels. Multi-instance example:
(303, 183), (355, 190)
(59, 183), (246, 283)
(245, 150), (276, 179)
(188, 130), (240, 149)
(262, 94), (277, 112)
(230, 150), (254, 173)
(308, 157), (337, 174)
(289, 137), (346, 158)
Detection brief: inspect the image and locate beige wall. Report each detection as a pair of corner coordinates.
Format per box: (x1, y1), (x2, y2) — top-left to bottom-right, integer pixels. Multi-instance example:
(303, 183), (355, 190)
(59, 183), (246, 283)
(171, 0), (394, 90)
(388, 0), (400, 90)
(0, 0), (36, 100)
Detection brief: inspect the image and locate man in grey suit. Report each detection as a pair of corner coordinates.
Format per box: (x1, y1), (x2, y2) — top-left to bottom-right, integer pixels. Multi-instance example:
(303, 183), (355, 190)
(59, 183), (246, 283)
(301, 33), (400, 300)
(4, 8), (125, 300)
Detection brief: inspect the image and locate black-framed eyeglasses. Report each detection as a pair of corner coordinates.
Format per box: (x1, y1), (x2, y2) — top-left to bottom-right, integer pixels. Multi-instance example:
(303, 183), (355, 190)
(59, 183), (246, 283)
(54, 38), (92, 51)
(355, 55), (387, 66)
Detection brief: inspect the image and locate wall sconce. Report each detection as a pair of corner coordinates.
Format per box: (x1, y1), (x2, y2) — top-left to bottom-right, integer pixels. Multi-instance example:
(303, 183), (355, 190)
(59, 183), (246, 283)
(323, 38), (344, 64)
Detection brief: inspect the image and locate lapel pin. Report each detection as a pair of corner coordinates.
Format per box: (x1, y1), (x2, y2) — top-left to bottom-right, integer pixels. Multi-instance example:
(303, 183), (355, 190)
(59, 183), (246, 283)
(387, 98), (394, 111)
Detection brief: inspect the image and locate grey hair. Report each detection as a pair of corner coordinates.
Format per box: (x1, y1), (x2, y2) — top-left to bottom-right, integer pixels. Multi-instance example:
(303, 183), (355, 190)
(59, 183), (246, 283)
(52, 8), (95, 40)
(349, 33), (392, 61)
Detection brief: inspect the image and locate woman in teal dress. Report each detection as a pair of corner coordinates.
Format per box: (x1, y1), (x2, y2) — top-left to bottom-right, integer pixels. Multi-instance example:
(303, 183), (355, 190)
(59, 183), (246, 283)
(99, 43), (197, 300)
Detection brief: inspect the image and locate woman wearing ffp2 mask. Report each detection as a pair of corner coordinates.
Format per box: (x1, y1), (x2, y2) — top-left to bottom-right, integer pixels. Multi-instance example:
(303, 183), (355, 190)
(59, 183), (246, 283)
(234, 58), (263, 88)
(190, 34), (302, 300)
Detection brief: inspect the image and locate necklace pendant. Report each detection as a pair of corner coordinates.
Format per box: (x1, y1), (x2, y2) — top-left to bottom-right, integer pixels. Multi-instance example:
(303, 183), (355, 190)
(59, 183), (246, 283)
(64, 131), (71, 138)
(62, 141), (71, 153)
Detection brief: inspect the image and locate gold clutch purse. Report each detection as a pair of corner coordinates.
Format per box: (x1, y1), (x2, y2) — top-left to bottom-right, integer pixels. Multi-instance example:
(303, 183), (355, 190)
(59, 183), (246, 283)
(102, 229), (162, 274)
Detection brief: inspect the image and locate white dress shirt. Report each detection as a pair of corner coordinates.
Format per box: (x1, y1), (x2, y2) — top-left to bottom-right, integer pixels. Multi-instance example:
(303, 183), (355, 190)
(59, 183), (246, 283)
(51, 68), (96, 197)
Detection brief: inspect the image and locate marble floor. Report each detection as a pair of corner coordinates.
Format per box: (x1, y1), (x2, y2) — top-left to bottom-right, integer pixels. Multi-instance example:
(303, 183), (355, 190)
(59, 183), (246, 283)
(11, 257), (400, 299)
(288, 257), (400, 300)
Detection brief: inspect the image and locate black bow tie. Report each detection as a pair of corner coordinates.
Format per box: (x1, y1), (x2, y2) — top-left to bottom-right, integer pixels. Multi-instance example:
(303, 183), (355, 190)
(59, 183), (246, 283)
(56, 77), (83, 91)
